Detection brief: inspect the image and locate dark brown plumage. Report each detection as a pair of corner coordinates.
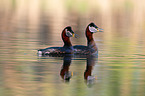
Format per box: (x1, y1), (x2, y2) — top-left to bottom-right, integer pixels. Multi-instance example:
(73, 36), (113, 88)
(73, 22), (103, 55)
(38, 26), (76, 56)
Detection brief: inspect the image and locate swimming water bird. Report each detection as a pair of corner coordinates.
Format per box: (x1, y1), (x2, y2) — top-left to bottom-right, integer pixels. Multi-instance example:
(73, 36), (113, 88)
(73, 22), (103, 55)
(38, 26), (77, 56)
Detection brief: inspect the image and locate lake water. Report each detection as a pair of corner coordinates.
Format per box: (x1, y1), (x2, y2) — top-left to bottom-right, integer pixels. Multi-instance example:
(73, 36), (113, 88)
(0, 0), (145, 96)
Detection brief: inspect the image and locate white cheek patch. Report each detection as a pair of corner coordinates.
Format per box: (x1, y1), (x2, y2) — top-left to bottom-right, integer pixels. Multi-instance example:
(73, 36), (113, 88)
(89, 26), (97, 33)
(66, 29), (72, 37)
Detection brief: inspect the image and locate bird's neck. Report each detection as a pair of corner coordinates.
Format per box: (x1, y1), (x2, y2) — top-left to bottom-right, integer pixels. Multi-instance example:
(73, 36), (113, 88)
(63, 38), (72, 47)
(86, 27), (95, 46)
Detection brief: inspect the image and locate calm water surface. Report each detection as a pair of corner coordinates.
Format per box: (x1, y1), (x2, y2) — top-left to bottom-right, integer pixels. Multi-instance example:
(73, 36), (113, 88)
(0, 1), (145, 96)
(1, 26), (145, 96)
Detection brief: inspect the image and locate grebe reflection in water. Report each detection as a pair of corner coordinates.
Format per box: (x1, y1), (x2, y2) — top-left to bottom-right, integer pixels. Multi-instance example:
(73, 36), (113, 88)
(60, 54), (98, 86)
(84, 56), (98, 87)
(60, 54), (73, 82)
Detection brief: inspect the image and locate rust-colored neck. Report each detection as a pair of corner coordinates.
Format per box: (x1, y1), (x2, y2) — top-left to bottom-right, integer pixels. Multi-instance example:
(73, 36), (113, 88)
(62, 29), (72, 47)
(86, 26), (94, 45)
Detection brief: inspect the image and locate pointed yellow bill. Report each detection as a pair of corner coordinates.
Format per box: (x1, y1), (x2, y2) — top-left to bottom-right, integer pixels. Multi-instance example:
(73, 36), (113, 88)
(71, 71), (73, 76)
(72, 33), (75, 37)
(96, 28), (104, 32)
